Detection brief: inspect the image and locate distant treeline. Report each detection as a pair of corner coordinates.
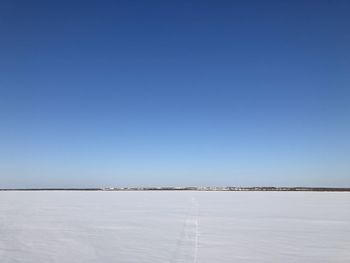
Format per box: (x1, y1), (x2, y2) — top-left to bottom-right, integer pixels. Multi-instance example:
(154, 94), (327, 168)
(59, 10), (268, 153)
(1, 187), (350, 192)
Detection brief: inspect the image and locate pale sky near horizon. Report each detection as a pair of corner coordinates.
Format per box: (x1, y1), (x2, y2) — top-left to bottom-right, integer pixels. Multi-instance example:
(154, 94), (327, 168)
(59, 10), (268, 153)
(1, 0), (349, 188)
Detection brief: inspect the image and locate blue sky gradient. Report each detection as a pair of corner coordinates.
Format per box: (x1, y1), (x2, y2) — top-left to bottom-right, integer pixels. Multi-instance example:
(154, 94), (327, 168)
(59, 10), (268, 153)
(1, 0), (349, 187)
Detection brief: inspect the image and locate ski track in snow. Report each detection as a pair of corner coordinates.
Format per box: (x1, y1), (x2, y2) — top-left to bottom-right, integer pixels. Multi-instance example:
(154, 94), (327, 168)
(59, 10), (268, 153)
(171, 196), (199, 263)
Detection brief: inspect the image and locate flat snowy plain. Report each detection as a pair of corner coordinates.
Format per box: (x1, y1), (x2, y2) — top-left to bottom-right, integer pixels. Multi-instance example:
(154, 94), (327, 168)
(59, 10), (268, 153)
(0, 191), (349, 262)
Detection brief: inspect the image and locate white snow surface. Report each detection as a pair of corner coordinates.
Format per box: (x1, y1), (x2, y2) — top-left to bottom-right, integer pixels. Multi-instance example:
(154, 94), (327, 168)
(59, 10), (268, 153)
(0, 191), (350, 262)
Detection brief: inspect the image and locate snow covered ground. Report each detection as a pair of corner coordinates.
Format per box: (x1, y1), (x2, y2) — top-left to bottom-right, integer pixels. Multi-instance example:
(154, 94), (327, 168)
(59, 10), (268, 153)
(0, 191), (349, 262)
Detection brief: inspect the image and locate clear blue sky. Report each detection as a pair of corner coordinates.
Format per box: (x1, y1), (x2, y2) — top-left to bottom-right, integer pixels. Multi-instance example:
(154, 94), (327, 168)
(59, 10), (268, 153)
(1, 0), (349, 188)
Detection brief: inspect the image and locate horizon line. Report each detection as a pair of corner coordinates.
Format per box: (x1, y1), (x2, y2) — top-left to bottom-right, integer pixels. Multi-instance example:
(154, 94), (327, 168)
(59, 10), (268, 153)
(1, 186), (350, 192)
